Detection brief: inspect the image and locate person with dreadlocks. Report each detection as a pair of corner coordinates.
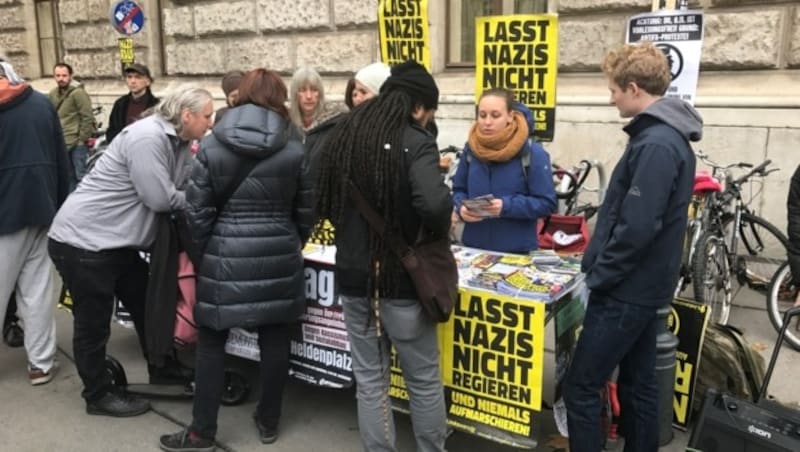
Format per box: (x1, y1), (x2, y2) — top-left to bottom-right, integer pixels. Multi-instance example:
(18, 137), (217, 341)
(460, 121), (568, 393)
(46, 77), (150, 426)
(315, 59), (451, 452)
(305, 62), (391, 246)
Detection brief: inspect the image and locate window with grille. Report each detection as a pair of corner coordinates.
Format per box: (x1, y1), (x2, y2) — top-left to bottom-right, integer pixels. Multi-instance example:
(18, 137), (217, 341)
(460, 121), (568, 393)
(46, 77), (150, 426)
(447, 0), (548, 67)
(34, 0), (63, 76)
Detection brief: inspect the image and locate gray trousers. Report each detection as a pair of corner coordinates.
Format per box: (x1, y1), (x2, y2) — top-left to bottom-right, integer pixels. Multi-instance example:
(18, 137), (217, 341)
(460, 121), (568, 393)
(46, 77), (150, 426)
(341, 295), (447, 452)
(0, 226), (59, 371)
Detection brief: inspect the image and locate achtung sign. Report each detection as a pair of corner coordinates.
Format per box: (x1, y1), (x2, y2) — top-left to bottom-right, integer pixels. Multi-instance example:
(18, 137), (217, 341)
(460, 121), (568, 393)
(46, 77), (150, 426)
(378, 0), (431, 70)
(475, 15), (559, 141)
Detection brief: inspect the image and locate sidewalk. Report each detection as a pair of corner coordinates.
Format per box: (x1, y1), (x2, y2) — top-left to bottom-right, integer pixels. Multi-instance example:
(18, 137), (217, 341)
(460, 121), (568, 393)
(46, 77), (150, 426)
(0, 287), (795, 451)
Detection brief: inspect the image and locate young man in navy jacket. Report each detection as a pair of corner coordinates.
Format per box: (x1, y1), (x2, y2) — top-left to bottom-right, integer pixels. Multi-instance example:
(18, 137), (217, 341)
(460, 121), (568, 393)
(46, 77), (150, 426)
(564, 42), (702, 452)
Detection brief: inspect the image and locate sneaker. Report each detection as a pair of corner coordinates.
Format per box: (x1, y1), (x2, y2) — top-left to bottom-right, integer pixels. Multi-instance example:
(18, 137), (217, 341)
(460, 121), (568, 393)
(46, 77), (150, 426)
(159, 429), (215, 452)
(253, 412), (278, 444)
(28, 360), (59, 385)
(86, 391), (151, 417)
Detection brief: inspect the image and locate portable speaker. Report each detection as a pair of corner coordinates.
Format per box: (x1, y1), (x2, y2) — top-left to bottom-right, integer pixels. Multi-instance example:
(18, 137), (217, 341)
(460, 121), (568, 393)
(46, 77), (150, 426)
(689, 389), (800, 452)
(689, 307), (800, 452)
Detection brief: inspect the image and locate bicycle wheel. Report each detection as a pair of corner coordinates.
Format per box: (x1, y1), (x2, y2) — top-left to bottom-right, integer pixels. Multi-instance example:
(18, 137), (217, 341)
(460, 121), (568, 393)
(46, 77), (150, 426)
(729, 213), (789, 291)
(692, 231), (732, 324)
(766, 262), (800, 350)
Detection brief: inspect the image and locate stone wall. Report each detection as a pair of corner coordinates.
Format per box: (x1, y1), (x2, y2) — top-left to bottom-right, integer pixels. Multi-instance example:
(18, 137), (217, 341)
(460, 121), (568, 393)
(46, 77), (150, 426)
(0, 0), (29, 76)
(161, 0), (378, 75)
(557, 0), (797, 71)
(6, 0), (800, 229)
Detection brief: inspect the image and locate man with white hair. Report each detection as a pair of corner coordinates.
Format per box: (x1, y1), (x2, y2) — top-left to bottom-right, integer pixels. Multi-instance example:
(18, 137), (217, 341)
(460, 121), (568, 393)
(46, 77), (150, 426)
(48, 86), (214, 418)
(0, 55), (70, 386)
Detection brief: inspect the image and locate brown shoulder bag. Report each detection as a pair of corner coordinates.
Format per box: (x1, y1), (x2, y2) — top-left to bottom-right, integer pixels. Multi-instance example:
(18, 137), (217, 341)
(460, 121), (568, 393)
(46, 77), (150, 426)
(348, 181), (457, 322)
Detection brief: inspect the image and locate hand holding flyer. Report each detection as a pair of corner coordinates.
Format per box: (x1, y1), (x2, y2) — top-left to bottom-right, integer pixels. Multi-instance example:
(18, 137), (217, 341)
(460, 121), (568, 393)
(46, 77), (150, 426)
(461, 194), (497, 218)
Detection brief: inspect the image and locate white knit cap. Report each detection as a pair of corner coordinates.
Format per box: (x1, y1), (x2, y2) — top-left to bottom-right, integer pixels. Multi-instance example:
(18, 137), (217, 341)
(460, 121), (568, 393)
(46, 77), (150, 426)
(355, 62), (391, 96)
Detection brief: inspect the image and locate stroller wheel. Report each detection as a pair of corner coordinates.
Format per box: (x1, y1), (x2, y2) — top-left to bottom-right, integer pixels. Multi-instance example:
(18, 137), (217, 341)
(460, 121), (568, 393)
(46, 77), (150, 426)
(220, 369), (250, 406)
(104, 355), (128, 387)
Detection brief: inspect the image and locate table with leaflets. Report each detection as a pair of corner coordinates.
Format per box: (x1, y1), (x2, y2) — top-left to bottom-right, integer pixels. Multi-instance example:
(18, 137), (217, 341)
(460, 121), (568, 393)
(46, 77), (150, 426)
(225, 244), (589, 449)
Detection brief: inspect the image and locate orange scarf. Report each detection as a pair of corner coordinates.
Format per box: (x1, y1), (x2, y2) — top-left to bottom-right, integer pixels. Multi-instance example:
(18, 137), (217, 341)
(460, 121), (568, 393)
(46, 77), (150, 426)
(467, 111), (528, 163)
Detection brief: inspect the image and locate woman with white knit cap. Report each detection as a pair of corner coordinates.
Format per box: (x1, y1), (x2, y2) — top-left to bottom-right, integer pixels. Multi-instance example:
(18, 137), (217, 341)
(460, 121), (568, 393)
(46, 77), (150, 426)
(350, 62), (391, 107)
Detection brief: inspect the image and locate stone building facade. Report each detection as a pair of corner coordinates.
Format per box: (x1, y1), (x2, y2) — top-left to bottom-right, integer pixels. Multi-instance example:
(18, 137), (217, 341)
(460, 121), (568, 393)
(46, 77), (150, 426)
(1, 0), (798, 228)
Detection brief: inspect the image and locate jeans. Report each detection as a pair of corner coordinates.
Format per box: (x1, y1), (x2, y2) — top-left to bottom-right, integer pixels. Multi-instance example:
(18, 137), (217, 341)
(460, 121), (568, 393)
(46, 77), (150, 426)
(48, 239), (149, 402)
(190, 324), (290, 439)
(563, 293), (660, 452)
(341, 295), (447, 452)
(69, 144), (89, 191)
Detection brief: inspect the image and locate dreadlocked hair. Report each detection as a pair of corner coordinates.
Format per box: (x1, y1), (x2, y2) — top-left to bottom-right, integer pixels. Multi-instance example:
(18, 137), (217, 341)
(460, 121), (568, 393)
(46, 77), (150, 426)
(315, 89), (414, 294)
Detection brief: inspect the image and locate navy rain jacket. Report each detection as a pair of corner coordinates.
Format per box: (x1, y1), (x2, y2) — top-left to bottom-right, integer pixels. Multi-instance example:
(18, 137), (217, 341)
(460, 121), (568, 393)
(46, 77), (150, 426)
(581, 97), (702, 308)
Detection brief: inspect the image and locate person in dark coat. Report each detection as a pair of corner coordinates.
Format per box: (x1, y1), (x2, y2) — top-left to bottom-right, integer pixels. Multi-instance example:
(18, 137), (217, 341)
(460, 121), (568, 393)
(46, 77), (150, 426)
(159, 68), (313, 452)
(564, 42), (702, 452)
(105, 63), (160, 144)
(0, 58), (70, 385)
(315, 60), (451, 452)
(304, 63), (391, 246)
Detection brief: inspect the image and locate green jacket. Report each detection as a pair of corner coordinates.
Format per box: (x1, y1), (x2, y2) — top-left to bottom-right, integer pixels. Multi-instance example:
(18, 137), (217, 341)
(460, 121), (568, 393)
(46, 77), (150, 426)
(48, 81), (95, 148)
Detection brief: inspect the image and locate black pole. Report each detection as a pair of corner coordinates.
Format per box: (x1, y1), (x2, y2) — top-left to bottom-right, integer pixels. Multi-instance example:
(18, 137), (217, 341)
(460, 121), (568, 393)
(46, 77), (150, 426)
(655, 304), (679, 446)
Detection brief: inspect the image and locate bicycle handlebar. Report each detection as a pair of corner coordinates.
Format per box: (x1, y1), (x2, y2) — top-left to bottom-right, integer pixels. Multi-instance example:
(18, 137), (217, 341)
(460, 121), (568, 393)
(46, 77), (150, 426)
(731, 159), (773, 188)
(696, 151), (752, 173)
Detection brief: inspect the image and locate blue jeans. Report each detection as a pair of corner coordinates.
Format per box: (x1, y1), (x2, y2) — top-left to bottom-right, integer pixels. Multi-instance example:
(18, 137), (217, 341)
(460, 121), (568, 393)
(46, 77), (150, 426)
(69, 144), (89, 191)
(341, 295), (447, 452)
(563, 293), (660, 452)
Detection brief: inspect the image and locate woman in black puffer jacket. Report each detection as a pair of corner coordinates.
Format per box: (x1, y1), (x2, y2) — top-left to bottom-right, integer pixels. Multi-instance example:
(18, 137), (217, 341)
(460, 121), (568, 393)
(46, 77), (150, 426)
(160, 69), (313, 451)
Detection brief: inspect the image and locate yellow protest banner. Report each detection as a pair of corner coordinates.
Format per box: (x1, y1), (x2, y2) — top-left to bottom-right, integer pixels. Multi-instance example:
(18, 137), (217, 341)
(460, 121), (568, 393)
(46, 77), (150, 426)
(440, 288), (545, 439)
(475, 15), (559, 141)
(378, 0), (430, 70)
(669, 297), (710, 429)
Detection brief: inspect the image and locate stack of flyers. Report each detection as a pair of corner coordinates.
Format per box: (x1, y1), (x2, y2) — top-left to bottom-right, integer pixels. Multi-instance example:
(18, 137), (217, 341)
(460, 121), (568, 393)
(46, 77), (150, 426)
(452, 246), (482, 269)
(498, 254), (534, 266)
(496, 270), (557, 301)
(461, 194), (496, 217)
(496, 267), (579, 302)
(471, 253), (500, 270)
(549, 257), (582, 276)
(529, 249), (561, 266)
(466, 272), (506, 291)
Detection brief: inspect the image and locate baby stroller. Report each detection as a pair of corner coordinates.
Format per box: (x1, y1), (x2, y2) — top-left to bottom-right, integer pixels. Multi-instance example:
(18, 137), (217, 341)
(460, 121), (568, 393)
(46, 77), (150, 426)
(61, 249), (250, 406)
(105, 251), (250, 405)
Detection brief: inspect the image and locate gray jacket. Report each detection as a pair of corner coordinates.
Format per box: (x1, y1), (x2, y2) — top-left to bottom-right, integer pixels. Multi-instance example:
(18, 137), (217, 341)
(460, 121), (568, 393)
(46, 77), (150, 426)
(49, 114), (191, 251)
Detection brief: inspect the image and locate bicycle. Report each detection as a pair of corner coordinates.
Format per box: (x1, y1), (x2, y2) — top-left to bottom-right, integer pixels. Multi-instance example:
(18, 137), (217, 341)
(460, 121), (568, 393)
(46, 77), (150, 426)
(766, 262), (800, 350)
(552, 159), (607, 220)
(691, 157), (788, 325)
(676, 151), (738, 295)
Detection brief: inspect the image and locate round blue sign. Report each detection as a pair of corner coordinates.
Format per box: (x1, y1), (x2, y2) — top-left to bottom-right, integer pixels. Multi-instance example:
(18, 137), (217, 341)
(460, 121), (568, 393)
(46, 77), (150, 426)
(110, 0), (145, 36)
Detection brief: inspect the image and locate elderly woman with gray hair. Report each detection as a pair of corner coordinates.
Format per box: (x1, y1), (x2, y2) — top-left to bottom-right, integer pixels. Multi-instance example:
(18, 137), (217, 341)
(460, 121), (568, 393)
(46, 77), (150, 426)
(48, 86), (214, 419)
(289, 66), (346, 140)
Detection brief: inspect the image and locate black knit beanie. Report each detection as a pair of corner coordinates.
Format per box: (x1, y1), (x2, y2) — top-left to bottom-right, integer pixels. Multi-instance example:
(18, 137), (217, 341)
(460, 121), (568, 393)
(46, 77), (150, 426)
(380, 60), (439, 109)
